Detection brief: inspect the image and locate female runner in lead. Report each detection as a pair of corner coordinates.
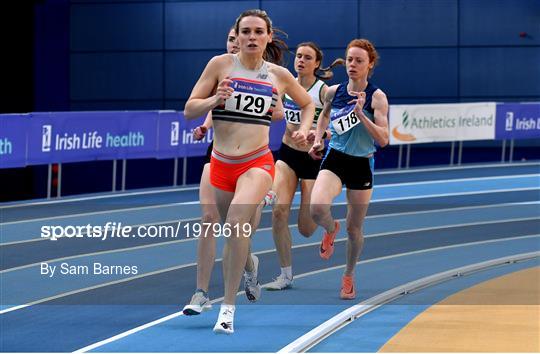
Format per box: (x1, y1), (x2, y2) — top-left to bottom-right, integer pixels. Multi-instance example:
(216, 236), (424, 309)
(184, 9), (315, 334)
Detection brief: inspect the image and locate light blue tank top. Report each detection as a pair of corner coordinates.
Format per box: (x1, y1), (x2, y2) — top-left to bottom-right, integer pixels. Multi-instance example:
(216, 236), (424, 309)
(328, 81), (378, 157)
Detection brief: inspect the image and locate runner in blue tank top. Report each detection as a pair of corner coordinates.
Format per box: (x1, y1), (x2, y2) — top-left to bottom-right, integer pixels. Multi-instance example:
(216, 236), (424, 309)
(309, 39), (389, 300)
(265, 42), (343, 291)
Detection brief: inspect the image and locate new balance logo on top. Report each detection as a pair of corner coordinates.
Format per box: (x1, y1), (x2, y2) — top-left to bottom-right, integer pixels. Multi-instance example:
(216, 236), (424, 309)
(256, 73), (268, 80)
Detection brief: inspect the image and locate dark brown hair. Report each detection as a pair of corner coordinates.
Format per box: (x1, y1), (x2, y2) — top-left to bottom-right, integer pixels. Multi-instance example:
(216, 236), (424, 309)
(234, 9), (289, 66)
(296, 42), (344, 81)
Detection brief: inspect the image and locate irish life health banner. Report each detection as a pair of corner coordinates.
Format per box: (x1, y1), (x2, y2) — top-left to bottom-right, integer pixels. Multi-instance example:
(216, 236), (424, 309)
(389, 102), (496, 145)
(495, 102), (540, 140)
(27, 111), (158, 165)
(0, 114), (28, 168)
(157, 111), (209, 159)
(157, 111), (286, 159)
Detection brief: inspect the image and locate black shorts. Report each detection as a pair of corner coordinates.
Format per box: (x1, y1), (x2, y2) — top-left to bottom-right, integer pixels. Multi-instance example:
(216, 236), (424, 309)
(203, 141), (213, 165)
(278, 143), (322, 180)
(320, 148), (373, 190)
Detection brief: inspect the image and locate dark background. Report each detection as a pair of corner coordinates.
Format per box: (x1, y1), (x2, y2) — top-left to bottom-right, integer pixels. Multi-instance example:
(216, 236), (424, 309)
(1, 0), (539, 201)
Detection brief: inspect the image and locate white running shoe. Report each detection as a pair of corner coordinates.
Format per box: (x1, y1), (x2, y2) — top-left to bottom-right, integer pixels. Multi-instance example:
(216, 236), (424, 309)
(263, 190), (277, 207)
(244, 254), (261, 302)
(264, 273), (293, 291)
(182, 291), (212, 316)
(213, 305), (235, 334)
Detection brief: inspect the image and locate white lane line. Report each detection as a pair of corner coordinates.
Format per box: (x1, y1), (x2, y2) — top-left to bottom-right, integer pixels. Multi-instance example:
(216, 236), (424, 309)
(0, 237), (194, 274)
(371, 187), (539, 203)
(2, 196), (539, 247)
(375, 161), (539, 175)
(3, 198), (540, 247)
(375, 173), (539, 188)
(72, 234), (540, 353)
(0, 185), (200, 209)
(0, 216), (203, 247)
(366, 200), (540, 219)
(0, 201), (200, 226)
(3, 161), (536, 209)
(2, 204), (538, 274)
(2, 222), (539, 316)
(0, 261), (197, 315)
(279, 251), (540, 352)
(1, 177), (538, 226)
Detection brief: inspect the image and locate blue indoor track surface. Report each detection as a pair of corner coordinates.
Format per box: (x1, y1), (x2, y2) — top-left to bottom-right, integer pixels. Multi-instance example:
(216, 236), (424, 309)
(0, 162), (539, 352)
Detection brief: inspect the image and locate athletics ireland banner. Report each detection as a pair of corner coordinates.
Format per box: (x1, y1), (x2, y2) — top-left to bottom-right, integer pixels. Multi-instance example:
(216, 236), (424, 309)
(389, 102), (496, 145)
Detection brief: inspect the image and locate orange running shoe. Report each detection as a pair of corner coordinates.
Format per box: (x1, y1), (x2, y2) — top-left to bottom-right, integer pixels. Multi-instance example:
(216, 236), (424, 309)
(319, 221), (340, 260)
(340, 275), (356, 300)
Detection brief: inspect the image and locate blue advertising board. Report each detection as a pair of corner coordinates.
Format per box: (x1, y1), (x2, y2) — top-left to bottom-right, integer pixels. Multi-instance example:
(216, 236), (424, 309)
(27, 111), (158, 165)
(157, 111), (212, 159)
(495, 103), (540, 140)
(269, 119), (286, 151)
(0, 114), (29, 168)
(1, 110), (289, 168)
(158, 111), (285, 159)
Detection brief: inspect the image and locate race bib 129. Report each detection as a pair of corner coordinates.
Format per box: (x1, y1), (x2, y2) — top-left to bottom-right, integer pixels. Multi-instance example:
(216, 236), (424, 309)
(224, 79), (273, 117)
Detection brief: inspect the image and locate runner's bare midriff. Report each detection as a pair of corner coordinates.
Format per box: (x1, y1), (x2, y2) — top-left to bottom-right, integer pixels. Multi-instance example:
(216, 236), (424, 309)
(213, 120), (269, 155)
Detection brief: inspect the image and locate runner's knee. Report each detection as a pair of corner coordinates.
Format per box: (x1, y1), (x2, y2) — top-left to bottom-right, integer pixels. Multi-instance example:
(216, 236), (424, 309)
(201, 210), (220, 225)
(346, 223), (363, 241)
(272, 204), (290, 225)
(310, 203), (329, 223)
